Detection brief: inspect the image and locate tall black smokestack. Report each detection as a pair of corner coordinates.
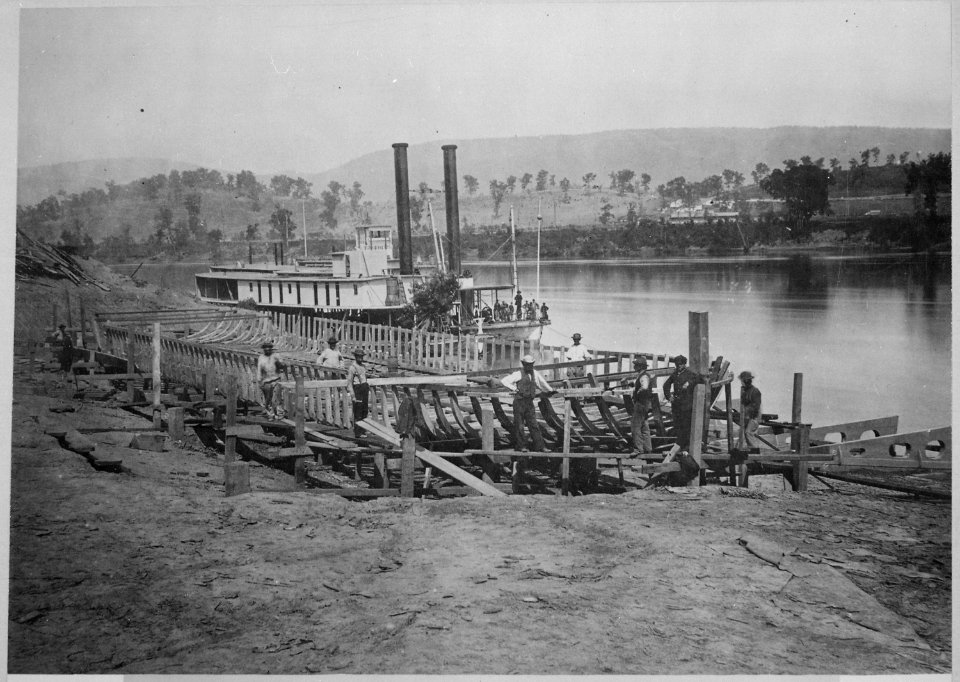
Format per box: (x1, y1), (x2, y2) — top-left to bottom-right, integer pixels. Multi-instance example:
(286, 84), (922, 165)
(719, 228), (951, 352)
(442, 144), (462, 274)
(393, 143), (413, 275)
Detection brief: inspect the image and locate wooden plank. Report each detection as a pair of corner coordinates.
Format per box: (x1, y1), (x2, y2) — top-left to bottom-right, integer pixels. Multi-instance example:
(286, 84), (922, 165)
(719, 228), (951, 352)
(401, 435), (415, 498)
(462, 449), (645, 459)
(357, 419), (506, 497)
(808, 416), (900, 442)
(808, 427), (950, 470)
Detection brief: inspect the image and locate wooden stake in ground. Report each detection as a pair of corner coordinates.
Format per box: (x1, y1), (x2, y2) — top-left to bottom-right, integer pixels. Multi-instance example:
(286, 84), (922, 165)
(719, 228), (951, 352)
(152, 322), (162, 429)
(686, 383), (707, 487)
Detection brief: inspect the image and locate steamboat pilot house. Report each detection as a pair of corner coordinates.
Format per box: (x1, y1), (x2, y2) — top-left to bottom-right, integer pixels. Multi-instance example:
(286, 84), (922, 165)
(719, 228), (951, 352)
(195, 225), (433, 325)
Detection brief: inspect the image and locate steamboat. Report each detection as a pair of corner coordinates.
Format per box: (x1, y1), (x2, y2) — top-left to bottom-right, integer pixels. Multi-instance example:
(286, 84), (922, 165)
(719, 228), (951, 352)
(195, 143), (549, 341)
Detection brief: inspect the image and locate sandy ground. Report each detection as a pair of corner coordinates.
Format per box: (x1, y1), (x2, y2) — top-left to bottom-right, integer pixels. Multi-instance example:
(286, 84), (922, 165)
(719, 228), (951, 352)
(7, 264), (952, 675)
(6, 370), (951, 675)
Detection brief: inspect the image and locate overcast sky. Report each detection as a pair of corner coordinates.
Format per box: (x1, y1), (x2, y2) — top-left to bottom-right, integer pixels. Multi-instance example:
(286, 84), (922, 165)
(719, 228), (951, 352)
(12, 1), (954, 174)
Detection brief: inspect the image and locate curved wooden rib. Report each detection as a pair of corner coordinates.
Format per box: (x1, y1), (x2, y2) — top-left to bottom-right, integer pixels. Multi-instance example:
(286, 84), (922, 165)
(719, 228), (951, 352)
(447, 390), (480, 439)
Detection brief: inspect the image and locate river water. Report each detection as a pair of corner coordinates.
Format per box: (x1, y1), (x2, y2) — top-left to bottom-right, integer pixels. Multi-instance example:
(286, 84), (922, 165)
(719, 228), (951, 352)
(112, 253), (951, 432)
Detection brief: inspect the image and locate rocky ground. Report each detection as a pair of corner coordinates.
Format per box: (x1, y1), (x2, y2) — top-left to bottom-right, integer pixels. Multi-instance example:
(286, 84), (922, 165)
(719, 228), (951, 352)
(5, 264), (952, 675)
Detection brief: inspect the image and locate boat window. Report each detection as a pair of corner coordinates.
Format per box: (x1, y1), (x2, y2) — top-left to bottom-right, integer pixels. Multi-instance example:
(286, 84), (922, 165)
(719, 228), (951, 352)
(353, 284), (358, 296)
(257, 281), (262, 302)
(296, 282), (301, 304)
(313, 283), (318, 305)
(249, 283), (253, 292)
(325, 283), (330, 306)
(268, 283), (273, 303)
(288, 283), (292, 294)
(335, 283), (341, 306)
(279, 283), (284, 304)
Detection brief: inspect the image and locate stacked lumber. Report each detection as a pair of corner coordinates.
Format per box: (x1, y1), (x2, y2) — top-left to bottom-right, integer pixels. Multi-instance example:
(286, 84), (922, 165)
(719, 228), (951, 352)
(16, 229), (110, 291)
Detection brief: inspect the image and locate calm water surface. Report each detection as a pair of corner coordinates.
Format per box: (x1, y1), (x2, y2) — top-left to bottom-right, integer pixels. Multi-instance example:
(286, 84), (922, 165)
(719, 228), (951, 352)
(113, 254), (951, 432)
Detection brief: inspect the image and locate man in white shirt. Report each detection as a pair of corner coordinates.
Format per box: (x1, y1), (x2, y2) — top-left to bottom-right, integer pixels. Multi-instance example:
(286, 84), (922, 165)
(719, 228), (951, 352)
(566, 333), (592, 379)
(317, 337), (343, 370)
(257, 341), (286, 419)
(502, 354), (553, 452)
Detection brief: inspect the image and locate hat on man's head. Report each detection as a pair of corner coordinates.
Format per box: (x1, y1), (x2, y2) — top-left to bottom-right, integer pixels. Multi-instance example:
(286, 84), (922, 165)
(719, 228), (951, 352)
(354, 348), (366, 357)
(327, 336), (338, 345)
(521, 354), (535, 365)
(633, 356), (648, 367)
(59, 324), (66, 329)
(572, 333), (582, 341)
(739, 370), (754, 380)
(261, 341), (274, 349)
(673, 354), (687, 365)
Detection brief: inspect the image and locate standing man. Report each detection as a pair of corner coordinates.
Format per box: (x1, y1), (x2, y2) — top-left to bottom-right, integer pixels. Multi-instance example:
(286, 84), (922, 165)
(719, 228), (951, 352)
(566, 332), (593, 379)
(738, 370), (762, 448)
(53, 323), (74, 379)
(514, 290), (523, 321)
(257, 341), (286, 420)
(662, 354), (697, 451)
(317, 336), (343, 370)
(502, 354), (553, 452)
(347, 348), (370, 437)
(630, 356), (654, 453)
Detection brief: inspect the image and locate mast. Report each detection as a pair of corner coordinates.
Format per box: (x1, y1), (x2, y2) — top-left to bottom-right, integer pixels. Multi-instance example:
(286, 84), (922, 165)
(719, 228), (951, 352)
(427, 200), (445, 273)
(536, 198), (542, 302)
(509, 205), (518, 294)
(302, 199), (308, 258)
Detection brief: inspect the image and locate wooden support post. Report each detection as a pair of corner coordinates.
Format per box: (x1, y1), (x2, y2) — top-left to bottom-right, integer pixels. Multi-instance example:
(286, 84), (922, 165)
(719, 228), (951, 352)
(479, 409), (498, 484)
(688, 311), (711, 449)
(52, 301), (58, 331)
(204, 368), (216, 402)
(91, 315), (103, 351)
(225, 462), (250, 496)
(422, 466), (433, 497)
(790, 372), (803, 452)
(168, 407), (185, 442)
(373, 453), (388, 488)
(152, 322), (162, 428)
(64, 288), (72, 328)
(79, 298), (87, 348)
(126, 332), (136, 402)
(561, 399), (572, 495)
(293, 375), (308, 487)
(686, 383), (707, 487)
(400, 435), (416, 498)
(791, 424), (811, 492)
(224, 375), (238, 463)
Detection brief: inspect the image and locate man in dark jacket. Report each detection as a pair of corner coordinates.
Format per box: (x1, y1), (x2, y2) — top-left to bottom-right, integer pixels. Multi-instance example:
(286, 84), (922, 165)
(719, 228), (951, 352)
(662, 354), (697, 450)
(630, 356), (653, 453)
(738, 370), (762, 448)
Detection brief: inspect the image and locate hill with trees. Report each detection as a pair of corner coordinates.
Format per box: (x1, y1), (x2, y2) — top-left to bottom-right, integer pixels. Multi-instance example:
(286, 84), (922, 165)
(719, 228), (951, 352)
(15, 129), (951, 262)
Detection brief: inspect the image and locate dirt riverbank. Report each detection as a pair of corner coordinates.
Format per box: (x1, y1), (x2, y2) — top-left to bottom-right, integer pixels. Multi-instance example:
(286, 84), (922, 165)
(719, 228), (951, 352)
(6, 262), (952, 675)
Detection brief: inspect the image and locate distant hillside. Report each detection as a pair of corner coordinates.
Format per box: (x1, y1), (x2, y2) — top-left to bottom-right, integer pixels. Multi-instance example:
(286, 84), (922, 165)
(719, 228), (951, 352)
(17, 158), (200, 205)
(303, 126), (951, 201)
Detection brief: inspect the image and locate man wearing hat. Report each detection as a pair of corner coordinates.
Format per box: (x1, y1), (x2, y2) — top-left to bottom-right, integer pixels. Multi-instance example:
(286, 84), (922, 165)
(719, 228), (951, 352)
(502, 354), (553, 452)
(317, 336), (343, 370)
(53, 323), (74, 378)
(257, 341), (286, 420)
(738, 370), (762, 448)
(346, 348), (370, 437)
(566, 333), (593, 379)
(630, 356), (654, 453)
(662, 354), (697, 450)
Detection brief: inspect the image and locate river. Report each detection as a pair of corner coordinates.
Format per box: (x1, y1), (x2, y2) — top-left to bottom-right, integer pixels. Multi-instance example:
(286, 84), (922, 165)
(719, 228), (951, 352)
(111, 253), (951, 433)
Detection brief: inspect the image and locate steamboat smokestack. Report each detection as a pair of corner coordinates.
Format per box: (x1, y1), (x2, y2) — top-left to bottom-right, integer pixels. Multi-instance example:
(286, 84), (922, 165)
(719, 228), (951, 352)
(442, 144), (462, 274)
(393, 143), (414, 275)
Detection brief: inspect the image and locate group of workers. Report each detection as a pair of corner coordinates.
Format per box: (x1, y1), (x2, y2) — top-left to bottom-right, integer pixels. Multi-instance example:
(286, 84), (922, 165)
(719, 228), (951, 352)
(502, 333), (762, 455)
(256, 336), (369, 434)
(483, 295), (550, 324)
(255, 328), (763, 459)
